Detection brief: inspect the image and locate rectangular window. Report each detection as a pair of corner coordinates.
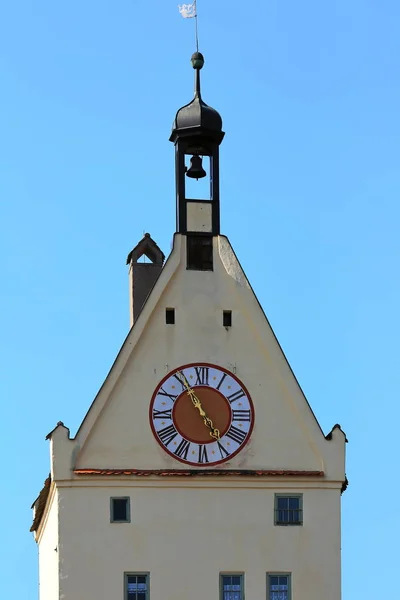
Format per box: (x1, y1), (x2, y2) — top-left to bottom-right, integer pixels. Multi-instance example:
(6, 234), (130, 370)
(220, 574), (244, 600)
(223, 310), (232, 327)
(165, 308), (175, 324)
(125, 573), (149, 600)
(110, 497), (130, 523)
(274, 494), (302, 525)
(187, 235), (213, 271)
(268, 574), (290, 600)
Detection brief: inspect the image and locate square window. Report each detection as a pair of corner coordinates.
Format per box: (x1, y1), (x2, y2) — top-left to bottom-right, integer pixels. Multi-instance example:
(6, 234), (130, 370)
(220, 574), (244, 600)
(125, 573), (149, 600)
(165, 308), (175, 324)
(274, 494), (302, 525)
(110, 497), (130, 523)
(268, 574), (290, 600)
(187, 235), (213, 271)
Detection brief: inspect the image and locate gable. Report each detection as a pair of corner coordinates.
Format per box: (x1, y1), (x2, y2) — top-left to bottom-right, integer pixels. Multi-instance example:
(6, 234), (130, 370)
(72, 234), (344, 479)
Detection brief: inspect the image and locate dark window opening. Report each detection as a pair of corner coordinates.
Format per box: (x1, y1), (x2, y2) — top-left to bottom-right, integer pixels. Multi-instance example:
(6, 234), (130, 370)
(111, 497), (130, 522)
(126, 574), (148, 600)
(268, 574), (290, 600)
(187, 235), (213, 271)
(221, 574), (243, 600)
(275, 495), (302, 525)
(166, 308), (175, 324)
(223, 310), (232, 327)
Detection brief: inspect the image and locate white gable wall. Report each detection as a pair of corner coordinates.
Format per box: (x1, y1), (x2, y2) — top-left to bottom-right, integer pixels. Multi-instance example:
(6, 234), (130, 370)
(36, 233), (345, 600)
(74, 235), (343, 479)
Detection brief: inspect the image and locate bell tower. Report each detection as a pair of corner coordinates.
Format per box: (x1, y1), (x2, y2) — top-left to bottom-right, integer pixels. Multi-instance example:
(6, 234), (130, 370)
(170, 52), (224, 238)
(30, 43), (347, 600)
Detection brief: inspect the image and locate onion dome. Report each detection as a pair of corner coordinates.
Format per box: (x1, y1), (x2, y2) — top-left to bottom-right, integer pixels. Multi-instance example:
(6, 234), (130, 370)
(170, 52), (224, 145)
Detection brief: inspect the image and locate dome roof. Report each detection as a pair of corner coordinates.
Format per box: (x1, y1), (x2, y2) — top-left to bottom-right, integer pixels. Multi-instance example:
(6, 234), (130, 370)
(170, 53), (224, 145)
(172, 96), (223, 133)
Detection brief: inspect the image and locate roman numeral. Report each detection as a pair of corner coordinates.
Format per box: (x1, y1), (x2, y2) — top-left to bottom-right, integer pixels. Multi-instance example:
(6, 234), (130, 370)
(198, 444), (209, 464)
(227, 388), (246, 404)
(217, 441), (230, 459)
(158, 425), (178, 447)
(174, 438), (191, 460)
(195, 367), (209, 386)
(216, 372), (227, 390)
(226, 425), (247, 445)
(173, 373), (187, 392)
(232, 410), (251, 422)
(157, 387), (178, 402)
(152, 409), (172, 420)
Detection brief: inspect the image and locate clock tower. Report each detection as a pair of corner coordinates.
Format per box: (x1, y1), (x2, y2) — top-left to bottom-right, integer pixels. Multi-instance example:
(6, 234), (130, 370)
(31, 53), (347, 600)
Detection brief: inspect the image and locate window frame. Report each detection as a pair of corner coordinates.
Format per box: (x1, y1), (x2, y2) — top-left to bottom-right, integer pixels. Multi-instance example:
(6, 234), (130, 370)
(267, 573), (291, 600)
(274, 493), (303, 526)
(124, 572), (150, 600)
(110, 496), (131, 523)
(186, 234), (214, 271)
(220, 573), (245, 600)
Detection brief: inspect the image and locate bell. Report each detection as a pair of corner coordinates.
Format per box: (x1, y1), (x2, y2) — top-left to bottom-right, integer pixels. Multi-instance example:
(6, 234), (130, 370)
(186, 155), (206, 180)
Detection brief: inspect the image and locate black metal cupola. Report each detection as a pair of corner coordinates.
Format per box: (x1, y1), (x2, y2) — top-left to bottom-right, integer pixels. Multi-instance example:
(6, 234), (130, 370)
(170, 52), (225, 237)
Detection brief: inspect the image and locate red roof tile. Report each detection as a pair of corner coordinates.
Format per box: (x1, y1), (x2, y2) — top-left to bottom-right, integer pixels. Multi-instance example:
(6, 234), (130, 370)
(74, 469), (324, 477)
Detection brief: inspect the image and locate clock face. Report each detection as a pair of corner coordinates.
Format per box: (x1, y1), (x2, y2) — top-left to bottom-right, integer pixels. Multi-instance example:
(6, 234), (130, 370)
(150, 363), (254, 466)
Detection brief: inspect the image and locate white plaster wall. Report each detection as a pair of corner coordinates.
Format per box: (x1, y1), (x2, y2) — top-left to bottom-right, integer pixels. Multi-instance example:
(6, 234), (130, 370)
(43, 233), (344, 600)
(58, 483), (341, 600)
(186, 202), (212, 232)
(38, 489), (59, 600)
(76, 235), (340, 476)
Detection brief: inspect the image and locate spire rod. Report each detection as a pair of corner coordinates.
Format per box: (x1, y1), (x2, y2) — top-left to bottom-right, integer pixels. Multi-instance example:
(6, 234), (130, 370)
(194, 0), (199, 52)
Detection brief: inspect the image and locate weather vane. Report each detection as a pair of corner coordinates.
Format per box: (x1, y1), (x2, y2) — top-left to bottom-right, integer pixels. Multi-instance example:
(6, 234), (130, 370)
(178, 1), (199, 52)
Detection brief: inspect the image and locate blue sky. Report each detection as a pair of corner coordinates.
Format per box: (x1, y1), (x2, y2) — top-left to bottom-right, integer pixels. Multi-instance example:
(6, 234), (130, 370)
(1, 0), (399, 597)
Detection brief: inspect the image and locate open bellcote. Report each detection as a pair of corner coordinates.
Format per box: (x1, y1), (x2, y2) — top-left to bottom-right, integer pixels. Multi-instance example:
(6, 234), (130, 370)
(169, 52), (225, 236)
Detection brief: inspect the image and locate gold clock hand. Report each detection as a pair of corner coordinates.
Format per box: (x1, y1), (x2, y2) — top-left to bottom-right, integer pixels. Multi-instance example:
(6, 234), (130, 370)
(176, 371), (220, 440)
(191, 395), (221, 440)
(177, 372), (218, 434)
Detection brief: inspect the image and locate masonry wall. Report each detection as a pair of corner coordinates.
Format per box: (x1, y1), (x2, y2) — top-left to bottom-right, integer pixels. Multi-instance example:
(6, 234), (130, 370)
(43, 233), (345, 600)
(75, 236), (343, 479)
(57, 481), (341, 600)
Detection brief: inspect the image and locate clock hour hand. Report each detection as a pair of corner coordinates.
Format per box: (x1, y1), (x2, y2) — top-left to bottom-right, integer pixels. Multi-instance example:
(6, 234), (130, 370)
(176, 371), (220, 440)
(191, 395), (221, 440)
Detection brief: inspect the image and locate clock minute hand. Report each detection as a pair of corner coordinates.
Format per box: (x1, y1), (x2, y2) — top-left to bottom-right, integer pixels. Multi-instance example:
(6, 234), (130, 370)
(176, 371), (220, 440)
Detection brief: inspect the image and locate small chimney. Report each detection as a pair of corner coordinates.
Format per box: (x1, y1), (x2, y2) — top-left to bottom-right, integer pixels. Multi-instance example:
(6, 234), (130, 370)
(126, 233), (165, 327)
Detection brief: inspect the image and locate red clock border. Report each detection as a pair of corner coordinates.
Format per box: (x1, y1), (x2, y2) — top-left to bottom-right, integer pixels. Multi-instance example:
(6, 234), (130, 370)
(149, 362), (255, 467)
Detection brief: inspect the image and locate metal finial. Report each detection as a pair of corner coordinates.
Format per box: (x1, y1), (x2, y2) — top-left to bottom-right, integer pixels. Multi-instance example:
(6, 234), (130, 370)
(191, 51), (204, 70)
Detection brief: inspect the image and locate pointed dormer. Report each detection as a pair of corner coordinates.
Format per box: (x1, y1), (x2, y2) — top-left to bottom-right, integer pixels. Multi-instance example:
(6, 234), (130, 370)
(126, 233), (165, 327)
(170, 52), (224, 238)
